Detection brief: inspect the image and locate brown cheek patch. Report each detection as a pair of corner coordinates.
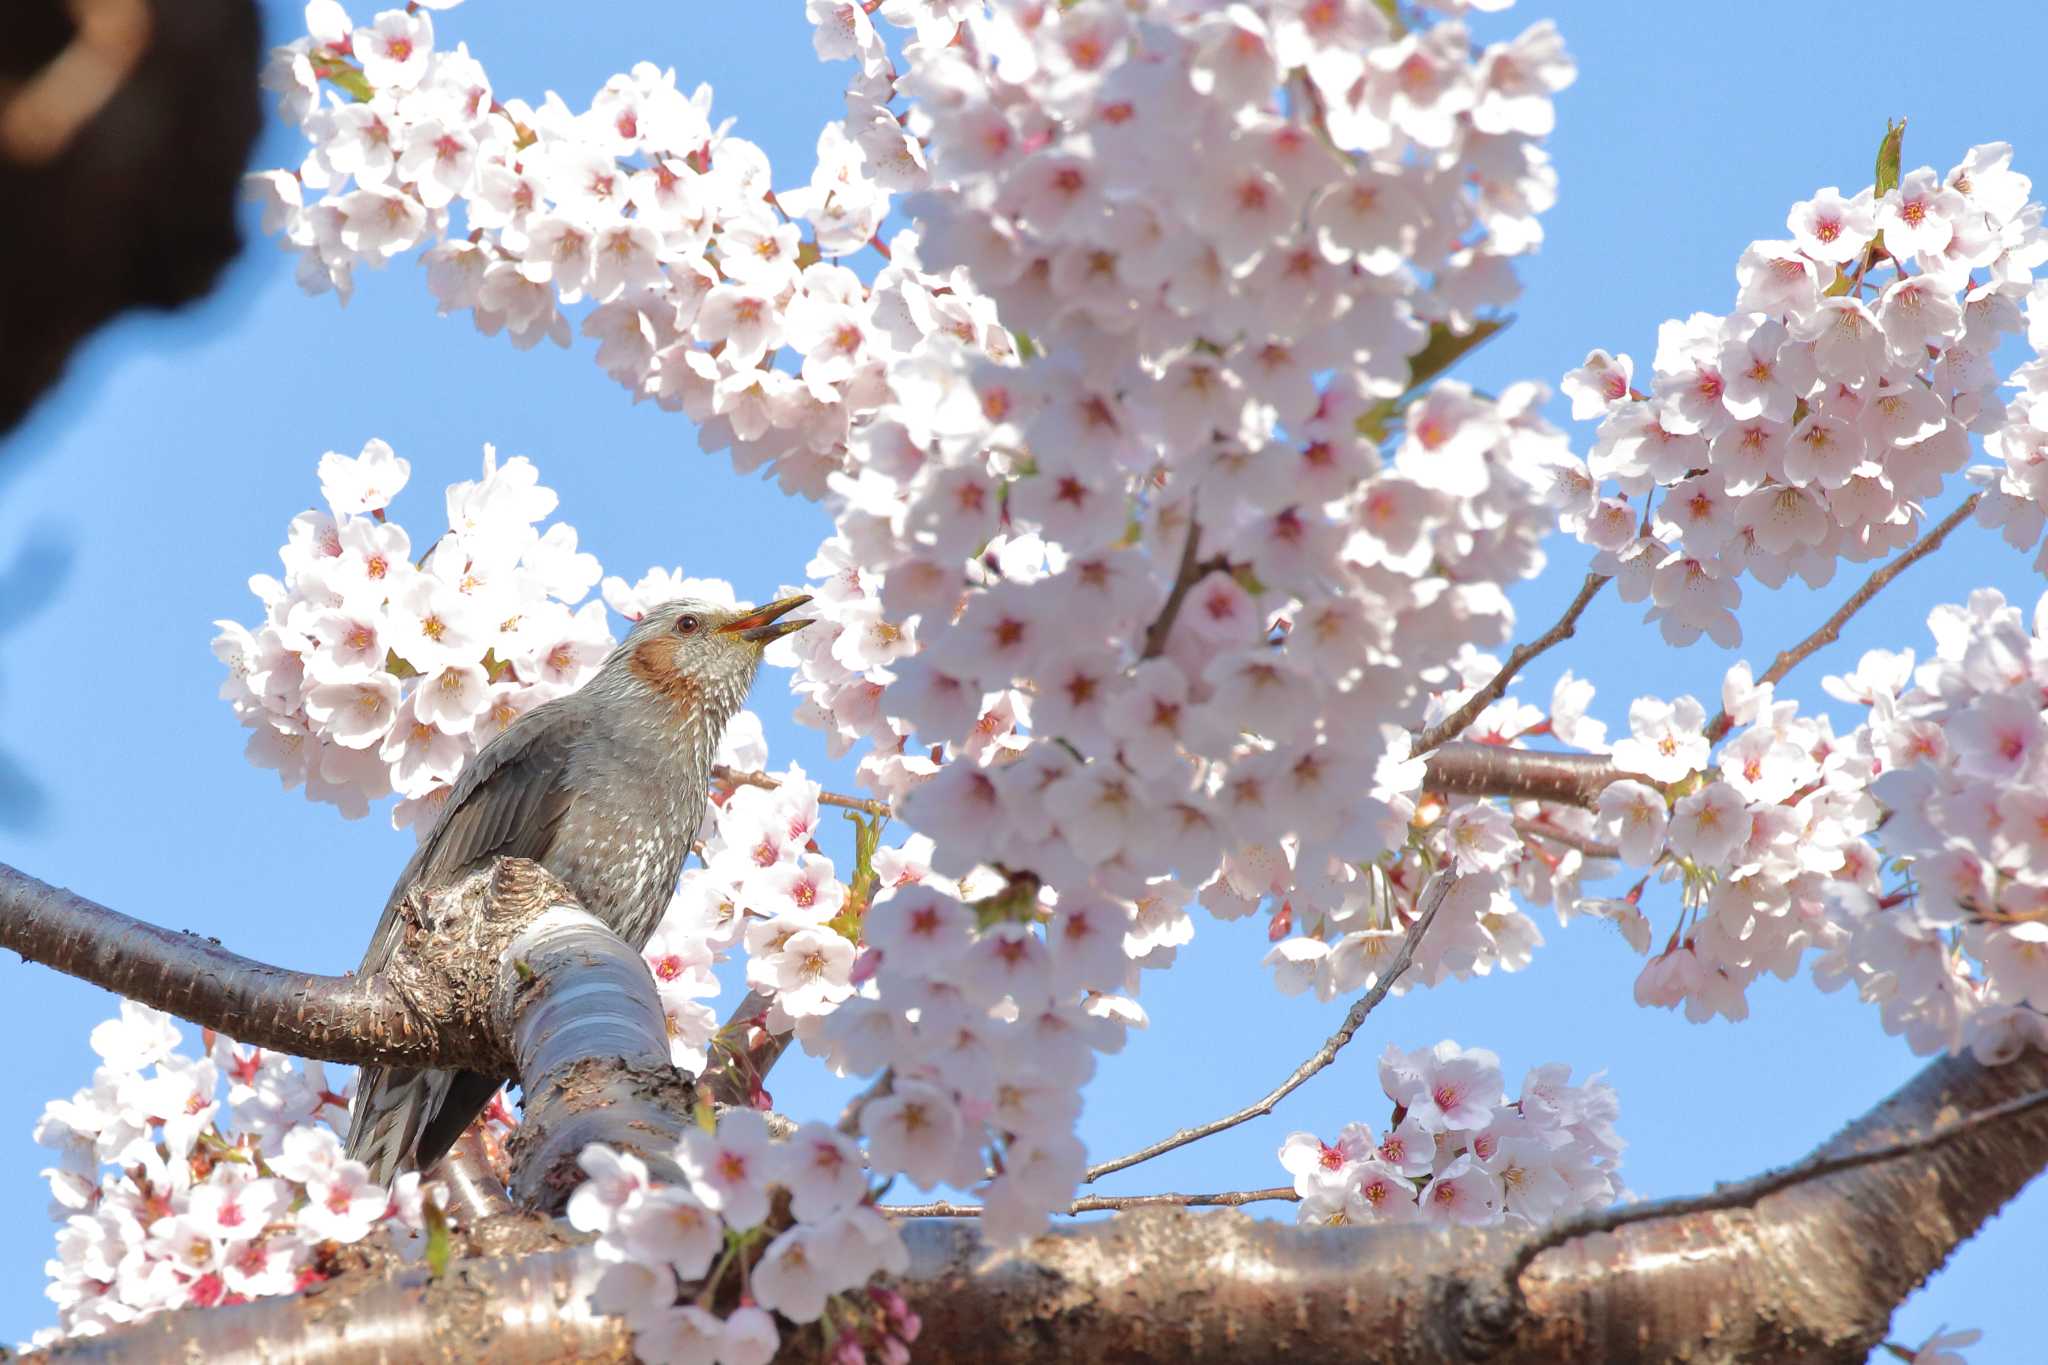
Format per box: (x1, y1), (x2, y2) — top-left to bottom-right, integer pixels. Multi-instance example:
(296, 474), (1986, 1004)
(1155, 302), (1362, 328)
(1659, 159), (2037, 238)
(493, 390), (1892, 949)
(628, 636), (704, 710)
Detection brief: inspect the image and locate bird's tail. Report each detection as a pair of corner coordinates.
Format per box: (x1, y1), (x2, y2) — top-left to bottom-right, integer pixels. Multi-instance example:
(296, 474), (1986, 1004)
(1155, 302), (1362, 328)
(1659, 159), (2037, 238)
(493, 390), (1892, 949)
(346, 1064), (455, 1186)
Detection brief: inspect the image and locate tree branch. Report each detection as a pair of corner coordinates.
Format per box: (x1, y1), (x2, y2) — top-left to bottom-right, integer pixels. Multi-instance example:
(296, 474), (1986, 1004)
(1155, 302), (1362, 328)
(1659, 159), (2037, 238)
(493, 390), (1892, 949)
(1705, 492), (1982, 742)
(1, 857), (695, 1212)
(1140, 513), (1203, 660)
(1513, 817), (1619, 861)
(1083, 873), (1457, 1185)
(699, 987), (789, 1109)
(1422, 742), (1632, 808)
(711, 764), (891, 819)
(1413, 572), (1611, 754)
(882, 1187), (1299, 1217)
(57, 1045), (2048, 1363)
(0, 861), (500, 1070)
(1500, 1080), (2048, 1297)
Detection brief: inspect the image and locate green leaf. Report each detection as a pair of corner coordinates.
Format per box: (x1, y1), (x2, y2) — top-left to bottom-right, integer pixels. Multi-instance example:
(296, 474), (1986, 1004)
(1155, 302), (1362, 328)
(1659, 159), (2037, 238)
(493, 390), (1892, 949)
(1012, 330), (1039, 362)
(1874, 118), (1906, 196)
(970, 874), (1043, 930)
(384, 650), (422, 681)
(831, 809), (887, 940)
(422, 1194), (451, 1279)
(311, 56), (375, 104)
(1401, 317), (1510, 401)
(1354, 398), (1399, 443)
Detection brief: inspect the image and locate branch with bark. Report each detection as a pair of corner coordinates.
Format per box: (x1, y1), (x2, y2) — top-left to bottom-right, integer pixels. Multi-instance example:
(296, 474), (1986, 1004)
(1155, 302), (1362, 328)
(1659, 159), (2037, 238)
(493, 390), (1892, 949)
(1, 857), (694, 1210)
(42, 1044), (2048, 1363)
(1423, 742), (1630, 808)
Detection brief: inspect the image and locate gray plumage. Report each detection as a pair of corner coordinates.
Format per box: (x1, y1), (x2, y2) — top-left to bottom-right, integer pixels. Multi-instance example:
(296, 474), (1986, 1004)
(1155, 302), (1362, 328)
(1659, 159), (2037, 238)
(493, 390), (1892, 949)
(346, 593), (812, 1183)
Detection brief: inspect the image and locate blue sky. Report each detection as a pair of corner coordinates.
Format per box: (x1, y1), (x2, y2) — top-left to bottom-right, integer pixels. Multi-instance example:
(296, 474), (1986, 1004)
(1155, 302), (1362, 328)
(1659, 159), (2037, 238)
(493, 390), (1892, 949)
(2, 0), (2044, 1354)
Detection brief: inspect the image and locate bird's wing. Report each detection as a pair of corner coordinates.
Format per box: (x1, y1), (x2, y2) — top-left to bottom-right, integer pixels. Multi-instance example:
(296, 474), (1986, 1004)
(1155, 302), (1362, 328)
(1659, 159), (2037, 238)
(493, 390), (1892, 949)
(347, 700), (580, 1181)
(357, 697), (579, 978)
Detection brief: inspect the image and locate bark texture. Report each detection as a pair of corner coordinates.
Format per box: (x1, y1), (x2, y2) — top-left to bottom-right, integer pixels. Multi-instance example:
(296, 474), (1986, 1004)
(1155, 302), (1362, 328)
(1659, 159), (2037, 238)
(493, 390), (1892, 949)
(1, 860), (535, 1072)
(1, 858), (702, 1205)
(35, 1045), (2048, 1364)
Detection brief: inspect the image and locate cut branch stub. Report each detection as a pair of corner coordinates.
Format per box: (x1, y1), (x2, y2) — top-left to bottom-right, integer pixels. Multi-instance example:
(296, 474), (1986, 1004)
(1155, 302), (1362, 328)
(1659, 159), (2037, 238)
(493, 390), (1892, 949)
(494, 903), (693, 1211)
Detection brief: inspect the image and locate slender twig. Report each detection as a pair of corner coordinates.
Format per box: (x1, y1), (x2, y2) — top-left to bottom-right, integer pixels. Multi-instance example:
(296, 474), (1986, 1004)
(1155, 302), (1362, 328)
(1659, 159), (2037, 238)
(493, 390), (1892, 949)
(882, 1186), (1300, 1218)
(701, 988), (789, 1108)
(1704, 492), (1981, 742)
(1413, 573), (1612, 754)
(1506, 1082), (2048, 1294)
(1140, 514), (1203, 660)
(1513, 818), (1620, 861)
(712, 765), (891, 820)
(1083, 874), (1458, 1185)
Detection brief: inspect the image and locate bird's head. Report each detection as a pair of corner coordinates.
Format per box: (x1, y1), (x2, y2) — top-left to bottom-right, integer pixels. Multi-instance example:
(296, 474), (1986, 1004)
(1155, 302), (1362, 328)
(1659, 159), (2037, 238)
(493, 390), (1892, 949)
(604, 594), (814, 725)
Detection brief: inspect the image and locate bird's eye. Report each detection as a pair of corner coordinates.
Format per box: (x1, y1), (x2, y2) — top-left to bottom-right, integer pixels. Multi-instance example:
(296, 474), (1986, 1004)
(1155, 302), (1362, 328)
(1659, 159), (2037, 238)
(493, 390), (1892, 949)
(674, 614), (701, 635)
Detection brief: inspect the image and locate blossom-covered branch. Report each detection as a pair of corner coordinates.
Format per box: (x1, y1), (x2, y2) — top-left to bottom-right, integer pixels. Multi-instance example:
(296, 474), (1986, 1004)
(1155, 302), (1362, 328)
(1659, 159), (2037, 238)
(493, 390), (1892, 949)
(60, 1046), (2048, 1363)
(712, 764), (890, 820)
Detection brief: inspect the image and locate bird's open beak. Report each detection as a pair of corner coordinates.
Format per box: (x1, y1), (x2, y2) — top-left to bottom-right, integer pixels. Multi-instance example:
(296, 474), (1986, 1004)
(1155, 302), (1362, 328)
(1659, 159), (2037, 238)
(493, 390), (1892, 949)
(722, 594), (815, 644)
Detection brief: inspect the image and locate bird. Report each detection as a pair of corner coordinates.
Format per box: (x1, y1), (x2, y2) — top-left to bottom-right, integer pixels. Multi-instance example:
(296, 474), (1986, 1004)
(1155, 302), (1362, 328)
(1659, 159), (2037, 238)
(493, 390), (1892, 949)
(345, 593), (814, 1183)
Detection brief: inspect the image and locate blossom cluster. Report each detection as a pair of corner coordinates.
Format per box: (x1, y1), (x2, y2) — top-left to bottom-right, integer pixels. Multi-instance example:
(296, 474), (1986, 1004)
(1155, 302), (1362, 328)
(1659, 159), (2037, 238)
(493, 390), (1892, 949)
(32, 1002), (459, 1345)
(210, 440), (771, 834)
(573, 1124), (910, 1365)
(1562, 143), (2048, 647)
(1281, 1042), (1623, 1227)
(1815, 588), (2048, 1060)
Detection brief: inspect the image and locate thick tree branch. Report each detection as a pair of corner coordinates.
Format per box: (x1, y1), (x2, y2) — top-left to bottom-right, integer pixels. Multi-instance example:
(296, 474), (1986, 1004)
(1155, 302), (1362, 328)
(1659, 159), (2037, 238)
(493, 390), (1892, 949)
(1413, 572), (1611, 754)
(1423, 742), (1632, 808)
(1704, 492), (1982, 742)
(1, 857), (696, 1213)
(0, 861), (500, 1070)
(1083, 873), (1456, 1185)
(883, 1187), (1299, 1217)
(52, 1046), (2048, 1364)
